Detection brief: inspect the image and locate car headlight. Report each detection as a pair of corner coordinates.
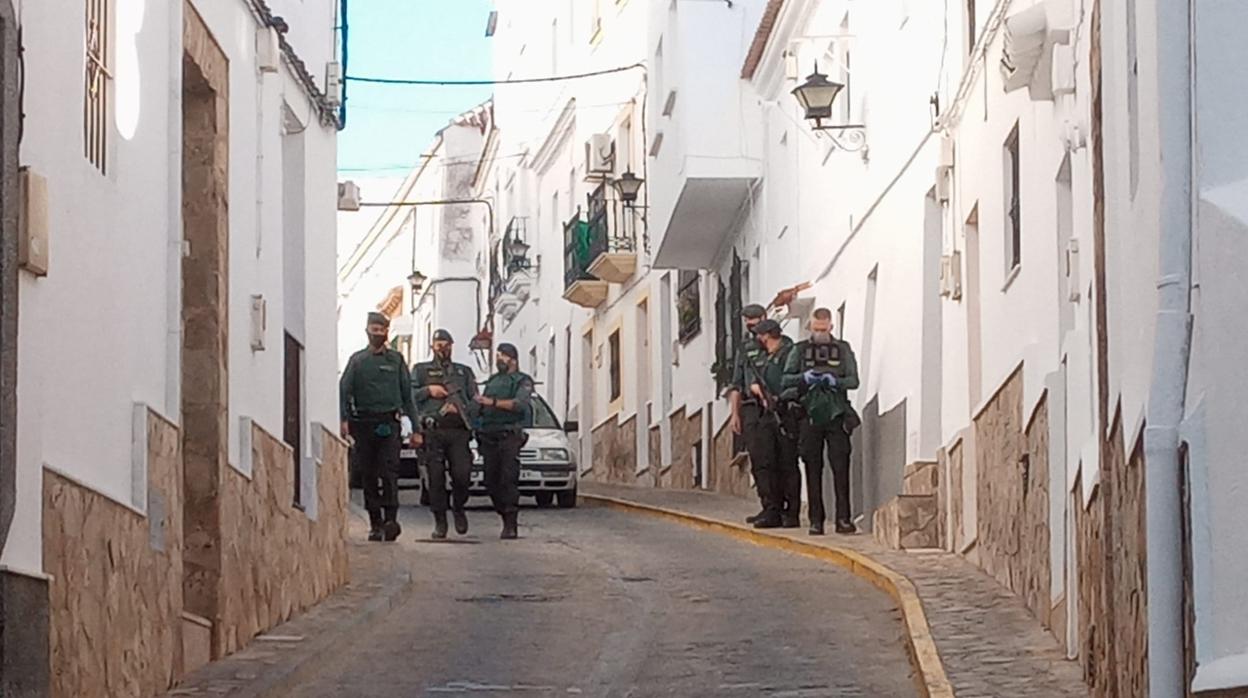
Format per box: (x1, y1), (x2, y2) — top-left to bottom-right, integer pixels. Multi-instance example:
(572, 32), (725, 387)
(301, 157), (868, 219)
(539, 448), (570, 462)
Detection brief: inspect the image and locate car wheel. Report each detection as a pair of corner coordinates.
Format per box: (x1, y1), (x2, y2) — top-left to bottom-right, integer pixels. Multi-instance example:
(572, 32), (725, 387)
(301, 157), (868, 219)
(556, 487), (577, 509)
(535, 491), (555, 508)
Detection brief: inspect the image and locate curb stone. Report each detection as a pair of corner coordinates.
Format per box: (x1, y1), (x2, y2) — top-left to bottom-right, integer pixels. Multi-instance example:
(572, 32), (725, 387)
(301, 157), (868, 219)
(581, 493), (955, 698)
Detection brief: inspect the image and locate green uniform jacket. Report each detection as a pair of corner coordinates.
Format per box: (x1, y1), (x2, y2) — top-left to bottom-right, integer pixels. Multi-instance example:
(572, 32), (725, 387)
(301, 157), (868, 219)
(781, 338), (860, 424)
(477, 370), (535, 433)
(339, 347), (418, 423)
(411, 359), (480, 427)
(731, 334), (794, 397)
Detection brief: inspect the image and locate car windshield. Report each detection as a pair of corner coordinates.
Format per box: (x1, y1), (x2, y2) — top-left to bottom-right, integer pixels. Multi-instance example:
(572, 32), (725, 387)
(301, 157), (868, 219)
(526, 394), (561, 429)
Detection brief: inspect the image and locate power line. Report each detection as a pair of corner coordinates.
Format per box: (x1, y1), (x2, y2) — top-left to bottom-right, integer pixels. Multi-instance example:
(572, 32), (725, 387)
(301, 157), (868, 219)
(349, 99), (634, 115)
(346, 62), (645, 86)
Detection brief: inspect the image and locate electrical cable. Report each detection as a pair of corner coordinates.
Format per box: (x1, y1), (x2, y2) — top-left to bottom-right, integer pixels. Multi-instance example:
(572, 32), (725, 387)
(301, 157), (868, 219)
(346, 62), (645, 86)
(339, 0), (349, 129)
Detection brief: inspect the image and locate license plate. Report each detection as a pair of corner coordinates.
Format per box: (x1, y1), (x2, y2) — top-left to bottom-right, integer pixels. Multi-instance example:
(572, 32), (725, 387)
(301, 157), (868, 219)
(400, 449), (418, 459)
(521, 470), (540, 480)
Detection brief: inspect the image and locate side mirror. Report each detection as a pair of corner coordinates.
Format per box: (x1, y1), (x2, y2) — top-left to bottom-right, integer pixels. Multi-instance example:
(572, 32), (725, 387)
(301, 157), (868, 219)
(563, 420), (580, 433)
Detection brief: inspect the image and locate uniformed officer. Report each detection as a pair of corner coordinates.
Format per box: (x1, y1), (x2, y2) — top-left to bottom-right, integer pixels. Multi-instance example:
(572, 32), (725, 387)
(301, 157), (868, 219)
(730, 305), (801, 527)
(339, 312), (420, 542)
(412, 329), (479, 539)
(782, 307), (861, 535)
(474, 342), (534, 540)
(729, 304), (768, 522)
(741, 319), (801, 529)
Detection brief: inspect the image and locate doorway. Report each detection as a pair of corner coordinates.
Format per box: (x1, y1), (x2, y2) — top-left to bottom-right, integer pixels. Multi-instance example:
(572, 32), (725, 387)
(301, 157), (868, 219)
(636, 298), (651, 473)
(580, 329), (594, 473)
(965, 206), (983, 408)
(181, 6), (230, 634)
(283, 333), (303, 508)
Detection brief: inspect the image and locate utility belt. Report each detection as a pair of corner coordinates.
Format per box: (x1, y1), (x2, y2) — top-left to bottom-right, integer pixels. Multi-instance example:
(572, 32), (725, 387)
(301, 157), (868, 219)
(421, 415), (470, 431)
(352, 411), (398, 424)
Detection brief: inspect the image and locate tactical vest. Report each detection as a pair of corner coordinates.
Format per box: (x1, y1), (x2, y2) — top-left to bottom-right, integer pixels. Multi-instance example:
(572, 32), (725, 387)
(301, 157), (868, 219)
(802, 341), (845, 376)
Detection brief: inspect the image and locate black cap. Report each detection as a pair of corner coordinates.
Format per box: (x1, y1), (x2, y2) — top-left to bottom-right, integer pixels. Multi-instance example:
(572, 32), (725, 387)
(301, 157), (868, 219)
(497, 342), (519, 360)
(752, 319), (781, 336)
(432, 329), (454, 343)
(367, 312), (390, 327)
(742, 304), (767, 320)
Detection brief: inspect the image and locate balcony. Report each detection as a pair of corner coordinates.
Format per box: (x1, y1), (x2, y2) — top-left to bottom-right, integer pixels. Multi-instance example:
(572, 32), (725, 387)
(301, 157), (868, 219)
(491, 217), (536, 323)
(562, 213), (609, 309)
(583, 182), (639, 284)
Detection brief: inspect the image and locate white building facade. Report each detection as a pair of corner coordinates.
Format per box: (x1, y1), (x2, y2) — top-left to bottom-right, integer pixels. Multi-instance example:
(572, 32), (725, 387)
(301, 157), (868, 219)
(0, 1), (349, 694)
(475, 0), (1248, 695)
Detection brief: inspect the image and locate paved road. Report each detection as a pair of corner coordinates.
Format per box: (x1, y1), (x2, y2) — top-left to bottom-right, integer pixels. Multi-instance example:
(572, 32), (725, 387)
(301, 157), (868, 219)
(293, 498), (916, 697)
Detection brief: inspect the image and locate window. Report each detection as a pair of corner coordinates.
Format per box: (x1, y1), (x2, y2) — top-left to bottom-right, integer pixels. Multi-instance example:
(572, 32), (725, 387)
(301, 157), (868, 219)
(965, 0), (977, 55)
(1003, 124), (1021, 273)
(530, 346), (538, 376)
(713, 279), (730, 389)
(608, 329), (622, 401)
(527, 395), (563, 430)
(618, 117), (632, 173)
(84, 0), (112, 172)
(551, 18), (559, 73)
(283, 333), (303, 507)
(547, 335), (558, 412)
(677, 269), (702, 342)
(568, 167), (578, 217)
(653, 39), (665, 118)
(1126, 0), (1139, 197)
(590, 0), (604, 42)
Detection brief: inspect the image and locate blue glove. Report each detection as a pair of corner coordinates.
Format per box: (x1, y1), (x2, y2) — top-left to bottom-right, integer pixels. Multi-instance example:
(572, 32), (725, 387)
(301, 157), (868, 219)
(803, 370), (819, 385)
(822, 373), (839, 388)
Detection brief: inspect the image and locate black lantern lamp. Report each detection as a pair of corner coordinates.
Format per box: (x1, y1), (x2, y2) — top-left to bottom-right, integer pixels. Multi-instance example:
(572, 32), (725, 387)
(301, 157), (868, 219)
(613, 171), (645, 205)
(506, 237), (531, 260)
(791, 63), (844, 129)
(407, 270), (427, 293)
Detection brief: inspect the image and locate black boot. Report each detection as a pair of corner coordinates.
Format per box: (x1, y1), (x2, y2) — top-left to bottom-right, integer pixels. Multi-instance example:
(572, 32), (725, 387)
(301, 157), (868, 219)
(753, 513), (783, 529)
(500, 512), (519, 540)
(809, 521), (825, 536)
(835, 519), (858, 535)
(367, 527), (383, 542)
(432, 512), (449, 540)
(745, 509), (766, 524)
(452, 509), (469, 535)
(382, 519), (402, 542)
(782, 515), (801, 529)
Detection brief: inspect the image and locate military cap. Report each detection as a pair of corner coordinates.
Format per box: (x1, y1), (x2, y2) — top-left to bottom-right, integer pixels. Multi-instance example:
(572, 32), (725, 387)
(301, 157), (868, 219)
(366, 312), (390, 327)
(752, 318), (782, 336)
(432, 328), (454, 343)
(497, 342), (519, 359)
(742, 304), (767, 319)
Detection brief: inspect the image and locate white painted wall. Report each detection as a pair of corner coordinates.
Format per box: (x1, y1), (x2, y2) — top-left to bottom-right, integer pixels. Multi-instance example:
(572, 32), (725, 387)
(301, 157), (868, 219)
(3, 0), (339, 572)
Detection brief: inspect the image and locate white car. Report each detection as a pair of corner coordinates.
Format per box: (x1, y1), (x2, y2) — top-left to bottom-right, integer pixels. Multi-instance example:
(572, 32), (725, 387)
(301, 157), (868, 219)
(408, 393), (581, 508)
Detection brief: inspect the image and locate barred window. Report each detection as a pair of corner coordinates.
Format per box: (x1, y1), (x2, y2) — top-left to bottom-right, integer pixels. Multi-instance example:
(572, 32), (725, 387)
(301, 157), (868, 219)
(676, 269), (701, 343)
(84, 0), (112, 173)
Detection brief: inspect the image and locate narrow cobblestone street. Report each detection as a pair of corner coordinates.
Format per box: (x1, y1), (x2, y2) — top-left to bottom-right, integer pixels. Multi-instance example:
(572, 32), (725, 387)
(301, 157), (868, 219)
(280, 499), (917, 697)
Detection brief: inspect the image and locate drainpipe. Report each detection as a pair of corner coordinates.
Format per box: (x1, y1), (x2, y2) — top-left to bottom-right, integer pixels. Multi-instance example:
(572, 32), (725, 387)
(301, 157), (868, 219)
(1143, 0), (1195, 693)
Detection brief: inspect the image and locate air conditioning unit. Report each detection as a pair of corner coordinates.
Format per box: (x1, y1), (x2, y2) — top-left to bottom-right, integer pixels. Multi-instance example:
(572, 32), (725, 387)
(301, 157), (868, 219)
(337, 181), (361, 211)
(585, 133), (615, 176)
(257, 26), (280, 73)
(940, 251), (963, 300)
(325, 61), (343, 106)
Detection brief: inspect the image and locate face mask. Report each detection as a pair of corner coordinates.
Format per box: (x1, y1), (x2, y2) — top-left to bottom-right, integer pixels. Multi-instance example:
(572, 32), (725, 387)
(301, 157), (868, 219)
(368, 333), (387, 349)
(497, 360), (510, 373)
(812, 331), (832, 344)
(435, 348), (452, 361)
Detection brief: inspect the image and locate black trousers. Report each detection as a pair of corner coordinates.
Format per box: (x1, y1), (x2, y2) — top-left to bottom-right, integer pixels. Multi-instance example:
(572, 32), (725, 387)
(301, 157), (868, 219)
(351, 416), (401, 526)
(478, 430), (525, 516)
(425, 426), (473, 514)
(799, 416), (852, 525)
(742, 404), (800, 518)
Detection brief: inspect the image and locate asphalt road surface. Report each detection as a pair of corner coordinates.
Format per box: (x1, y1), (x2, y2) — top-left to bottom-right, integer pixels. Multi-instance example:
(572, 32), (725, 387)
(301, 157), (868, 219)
(296, 497), (916, 697)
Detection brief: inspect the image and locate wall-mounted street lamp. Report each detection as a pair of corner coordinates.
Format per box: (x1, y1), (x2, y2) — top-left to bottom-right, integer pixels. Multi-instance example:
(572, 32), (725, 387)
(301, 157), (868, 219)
(792, 62), (866, 152)
(407, 270), (427, 294)
(505, 237), (531, 260)
(612, 171), (645, 205)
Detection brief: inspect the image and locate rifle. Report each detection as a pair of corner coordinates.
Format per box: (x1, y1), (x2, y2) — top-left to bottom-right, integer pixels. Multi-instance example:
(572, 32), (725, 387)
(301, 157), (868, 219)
(742, 353), (792, 437)
(437, 382), (476, 432)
